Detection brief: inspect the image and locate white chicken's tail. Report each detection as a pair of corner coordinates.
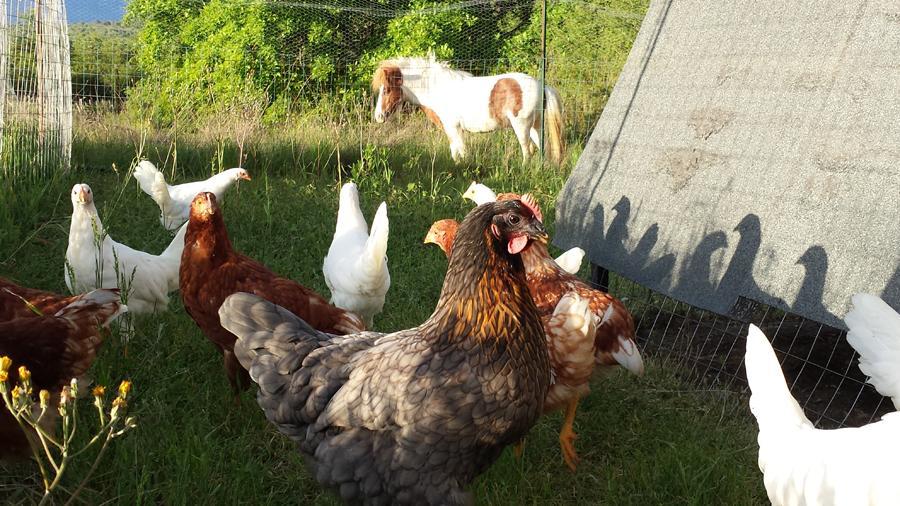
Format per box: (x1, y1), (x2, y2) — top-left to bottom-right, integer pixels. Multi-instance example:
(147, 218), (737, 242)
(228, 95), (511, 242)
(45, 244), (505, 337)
(462, 181), (497, 206)
(158, 222), (188, 291)
(542, 85), (565, 166)
(554, 247), (585, 274)
(133, 160), (172, 212)
(845, 293), (900, 410)
(335, 182), (368, 236)
(160, 222), (188, 261)
(612, 336), (644, 376)
(364, 202), (389, 267)
(745, 324), (813, 433)
(596, 303), (645, 376)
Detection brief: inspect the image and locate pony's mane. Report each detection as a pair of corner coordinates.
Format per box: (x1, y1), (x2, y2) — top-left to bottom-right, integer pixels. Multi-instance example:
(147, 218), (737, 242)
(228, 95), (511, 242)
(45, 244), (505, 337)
(371, 55), (472, 91)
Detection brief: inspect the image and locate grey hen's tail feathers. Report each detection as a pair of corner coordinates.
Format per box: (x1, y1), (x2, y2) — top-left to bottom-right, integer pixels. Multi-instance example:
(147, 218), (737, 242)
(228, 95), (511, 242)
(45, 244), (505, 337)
(218, 292), (343, 436)
(218, 291), (328, 372)
(218, 291), (475, 506)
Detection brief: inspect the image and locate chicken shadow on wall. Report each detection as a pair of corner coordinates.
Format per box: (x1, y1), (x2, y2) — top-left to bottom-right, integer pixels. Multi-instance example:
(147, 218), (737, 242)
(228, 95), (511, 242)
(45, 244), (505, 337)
(881, 263), (900, 313)
(579, 195), (841, 326)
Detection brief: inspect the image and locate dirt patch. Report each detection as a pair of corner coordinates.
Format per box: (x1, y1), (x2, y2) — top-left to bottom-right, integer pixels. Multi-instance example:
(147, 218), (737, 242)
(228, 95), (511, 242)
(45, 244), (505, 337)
(659, 148), (722, 191)
(688, 108), (735, 141)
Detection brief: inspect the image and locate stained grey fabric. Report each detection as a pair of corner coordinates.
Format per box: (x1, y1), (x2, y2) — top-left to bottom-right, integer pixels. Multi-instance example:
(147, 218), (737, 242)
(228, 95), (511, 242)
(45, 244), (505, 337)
(554, 0), (900, 328)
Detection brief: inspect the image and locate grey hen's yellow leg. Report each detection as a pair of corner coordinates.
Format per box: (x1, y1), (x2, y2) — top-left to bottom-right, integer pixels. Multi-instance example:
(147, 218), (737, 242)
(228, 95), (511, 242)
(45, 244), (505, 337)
(513, 438), (526, 459)
(559, 398), (580, 471)
(224, 350), (250, 404)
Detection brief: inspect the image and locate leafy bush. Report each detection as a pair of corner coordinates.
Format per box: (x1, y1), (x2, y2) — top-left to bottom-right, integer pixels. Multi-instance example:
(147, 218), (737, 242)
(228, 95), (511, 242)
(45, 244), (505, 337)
(502, 0), (648, 133)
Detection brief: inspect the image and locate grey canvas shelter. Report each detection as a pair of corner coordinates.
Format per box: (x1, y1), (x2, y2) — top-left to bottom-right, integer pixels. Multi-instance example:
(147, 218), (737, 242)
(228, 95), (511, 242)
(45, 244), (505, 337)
(554, 0), (900, 328)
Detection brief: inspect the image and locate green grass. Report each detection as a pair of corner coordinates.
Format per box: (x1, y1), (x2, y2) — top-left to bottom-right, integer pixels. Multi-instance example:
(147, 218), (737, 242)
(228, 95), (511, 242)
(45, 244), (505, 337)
(0, 113), (766, 504)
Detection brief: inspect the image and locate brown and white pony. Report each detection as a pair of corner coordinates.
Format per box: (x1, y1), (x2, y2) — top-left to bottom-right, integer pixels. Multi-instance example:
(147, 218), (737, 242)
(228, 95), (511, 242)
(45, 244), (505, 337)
(372, 56), (565, 165)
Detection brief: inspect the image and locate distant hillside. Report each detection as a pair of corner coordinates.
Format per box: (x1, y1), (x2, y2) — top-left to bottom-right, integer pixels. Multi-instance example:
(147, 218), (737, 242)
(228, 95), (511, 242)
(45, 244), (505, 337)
(69, 21), (138, 40)
(66, 0), (124, 23)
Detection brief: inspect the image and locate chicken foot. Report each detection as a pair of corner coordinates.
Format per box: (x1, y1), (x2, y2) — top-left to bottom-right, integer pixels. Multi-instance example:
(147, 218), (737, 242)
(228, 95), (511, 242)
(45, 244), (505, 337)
(513, 438), (525, 459)
(559, 398), (580, 471)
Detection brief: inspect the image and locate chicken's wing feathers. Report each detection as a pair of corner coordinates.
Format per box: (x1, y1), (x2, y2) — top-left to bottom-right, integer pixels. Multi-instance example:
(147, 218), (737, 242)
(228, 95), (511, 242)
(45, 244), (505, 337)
(151, 172), (173, 211)
(54, 288), (126, 326)
(133, 160), (165, 199)
(219, 292), (327, 370)
(845, 293), (900, 410)
(599, 302), (614, 326)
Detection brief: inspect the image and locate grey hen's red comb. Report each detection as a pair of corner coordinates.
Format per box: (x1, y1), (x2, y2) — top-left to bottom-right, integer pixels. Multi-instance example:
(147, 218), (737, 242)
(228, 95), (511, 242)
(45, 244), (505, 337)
(519, 194), (544, 222)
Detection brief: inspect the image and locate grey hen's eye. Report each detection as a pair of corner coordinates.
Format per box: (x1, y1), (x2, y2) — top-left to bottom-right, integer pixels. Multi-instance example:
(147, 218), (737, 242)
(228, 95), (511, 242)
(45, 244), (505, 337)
(507, 214), (521, 226)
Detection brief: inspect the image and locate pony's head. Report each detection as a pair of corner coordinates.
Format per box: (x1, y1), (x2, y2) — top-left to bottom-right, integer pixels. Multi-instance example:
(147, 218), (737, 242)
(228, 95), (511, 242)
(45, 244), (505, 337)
(372, 63), (404, 123)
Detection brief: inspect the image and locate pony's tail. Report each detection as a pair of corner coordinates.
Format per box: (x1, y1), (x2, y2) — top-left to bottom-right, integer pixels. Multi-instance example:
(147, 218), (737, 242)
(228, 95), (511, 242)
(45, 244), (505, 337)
(543, 85), (565, 165)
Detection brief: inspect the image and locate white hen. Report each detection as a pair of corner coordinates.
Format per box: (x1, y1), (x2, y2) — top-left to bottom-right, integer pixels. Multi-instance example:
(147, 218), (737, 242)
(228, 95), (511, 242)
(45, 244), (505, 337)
(65, 184), (187, 314)
(322, 182), (390, 328)
(845, 294), (900, 410)
(745, 301), (900, 506)
(133, 160), (251, 230)
(462, 181), (584, 275)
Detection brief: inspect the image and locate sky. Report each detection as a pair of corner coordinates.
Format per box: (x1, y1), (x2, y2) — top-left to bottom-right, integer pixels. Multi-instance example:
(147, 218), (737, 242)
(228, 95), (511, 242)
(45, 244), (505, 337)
(66, 0), (125, 23)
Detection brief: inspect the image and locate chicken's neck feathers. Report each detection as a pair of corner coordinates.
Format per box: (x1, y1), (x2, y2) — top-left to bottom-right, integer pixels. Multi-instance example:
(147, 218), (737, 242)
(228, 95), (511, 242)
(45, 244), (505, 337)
(205, 170), (240, 198)
(171, 171), (235, 201)
(521, 241), (570, 281)
(69, 205), (109, 251)
(335, 189), (368, 237)
(428, 227), (541, 346)
(184, 217), (236, 268)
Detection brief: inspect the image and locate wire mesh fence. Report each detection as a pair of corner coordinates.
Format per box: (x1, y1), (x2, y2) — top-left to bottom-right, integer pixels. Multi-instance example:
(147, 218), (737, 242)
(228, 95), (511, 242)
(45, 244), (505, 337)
(0, 0), (72, 181)
(593, 267), (894, 430)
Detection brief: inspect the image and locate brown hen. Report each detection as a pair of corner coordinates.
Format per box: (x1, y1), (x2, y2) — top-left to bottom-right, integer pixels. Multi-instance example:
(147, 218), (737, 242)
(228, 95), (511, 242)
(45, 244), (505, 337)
(426, 194), (644, 471)
(0, 288), (124, 458)
(179, 192), (366, 394)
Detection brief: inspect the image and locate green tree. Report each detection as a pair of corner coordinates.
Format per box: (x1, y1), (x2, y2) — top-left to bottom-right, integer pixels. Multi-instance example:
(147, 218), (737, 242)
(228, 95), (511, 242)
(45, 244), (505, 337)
(502, 0), (647, 131)
(70, 22), (137, 103)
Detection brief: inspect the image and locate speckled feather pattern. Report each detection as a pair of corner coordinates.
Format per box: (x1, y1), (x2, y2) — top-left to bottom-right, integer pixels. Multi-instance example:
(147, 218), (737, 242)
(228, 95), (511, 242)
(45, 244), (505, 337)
(522, 241), (638, 374)
(220, 201), (550, 505)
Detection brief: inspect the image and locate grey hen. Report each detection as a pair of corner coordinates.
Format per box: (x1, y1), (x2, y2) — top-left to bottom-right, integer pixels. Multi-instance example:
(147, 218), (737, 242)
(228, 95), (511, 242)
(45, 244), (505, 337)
(218, 199), (551, 505)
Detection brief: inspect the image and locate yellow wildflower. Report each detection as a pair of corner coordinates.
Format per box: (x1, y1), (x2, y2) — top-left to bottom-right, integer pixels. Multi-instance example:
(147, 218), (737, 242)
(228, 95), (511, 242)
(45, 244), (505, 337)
(118, 380), (132, 400)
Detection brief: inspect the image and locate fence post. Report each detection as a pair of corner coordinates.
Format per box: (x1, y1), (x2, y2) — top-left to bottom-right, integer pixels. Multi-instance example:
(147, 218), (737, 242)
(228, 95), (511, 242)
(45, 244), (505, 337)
(539, 0), (547, 163)
(35, 0), (45, 147)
